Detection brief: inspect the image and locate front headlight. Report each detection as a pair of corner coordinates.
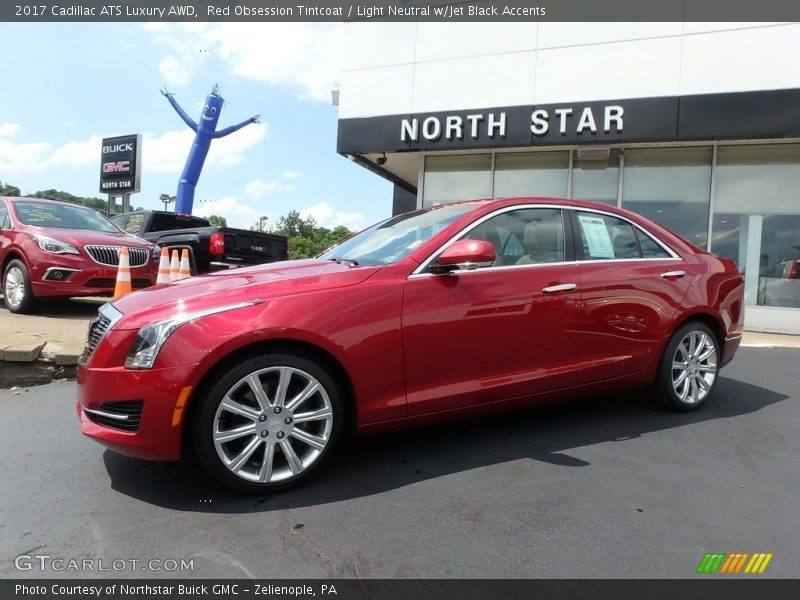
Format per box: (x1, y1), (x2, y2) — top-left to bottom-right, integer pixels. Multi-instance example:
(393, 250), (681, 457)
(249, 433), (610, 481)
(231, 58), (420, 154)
(125, 301), (263, 369)
(35, 235), (79, 255)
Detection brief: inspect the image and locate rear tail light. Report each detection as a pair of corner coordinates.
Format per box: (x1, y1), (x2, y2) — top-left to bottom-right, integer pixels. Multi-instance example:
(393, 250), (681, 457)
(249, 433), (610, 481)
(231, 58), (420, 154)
(209, 232), (225, 255)
(789, 261), (798, 280)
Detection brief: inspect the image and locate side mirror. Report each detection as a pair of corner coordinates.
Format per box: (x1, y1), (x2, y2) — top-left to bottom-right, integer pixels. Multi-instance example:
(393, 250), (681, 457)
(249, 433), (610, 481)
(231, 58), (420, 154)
(431, 239), (496, 274)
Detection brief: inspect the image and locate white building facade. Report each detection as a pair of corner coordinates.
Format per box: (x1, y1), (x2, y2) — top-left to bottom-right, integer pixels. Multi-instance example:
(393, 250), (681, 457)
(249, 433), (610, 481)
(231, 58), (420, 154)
(336, 22), (800, 334)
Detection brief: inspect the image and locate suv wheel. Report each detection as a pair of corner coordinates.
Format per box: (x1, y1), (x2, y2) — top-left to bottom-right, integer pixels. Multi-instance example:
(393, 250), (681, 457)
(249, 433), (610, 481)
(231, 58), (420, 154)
(3, 259), (38, 314)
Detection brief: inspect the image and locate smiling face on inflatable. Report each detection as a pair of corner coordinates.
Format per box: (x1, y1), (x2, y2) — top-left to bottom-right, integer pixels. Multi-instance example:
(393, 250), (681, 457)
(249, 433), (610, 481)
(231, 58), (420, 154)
(199, 93), (224, 131)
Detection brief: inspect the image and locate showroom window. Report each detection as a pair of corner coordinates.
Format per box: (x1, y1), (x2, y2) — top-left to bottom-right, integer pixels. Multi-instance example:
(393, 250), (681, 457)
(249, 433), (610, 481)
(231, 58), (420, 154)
(758, 215), (800, 308)
(571, 149), (621, 205)
(621, 147), (712, 247)
(712, 143), (800, 307)
(423, 154), (492, 206)
(493, 151), (569, 198)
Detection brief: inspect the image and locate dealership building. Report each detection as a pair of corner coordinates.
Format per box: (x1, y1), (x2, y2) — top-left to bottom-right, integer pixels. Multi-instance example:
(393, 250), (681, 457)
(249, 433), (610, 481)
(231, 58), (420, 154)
(336, 21), (800, 334)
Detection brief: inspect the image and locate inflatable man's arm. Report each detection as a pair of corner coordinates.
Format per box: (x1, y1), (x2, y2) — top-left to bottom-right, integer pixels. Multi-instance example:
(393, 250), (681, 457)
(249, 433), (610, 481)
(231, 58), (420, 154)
(161, 87), (197, 132)
(214, 114), (260, 139)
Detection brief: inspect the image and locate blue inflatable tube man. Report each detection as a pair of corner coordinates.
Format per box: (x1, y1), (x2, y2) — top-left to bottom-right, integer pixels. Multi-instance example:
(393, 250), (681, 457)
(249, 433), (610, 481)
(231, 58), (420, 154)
(161, 85), (259, 215)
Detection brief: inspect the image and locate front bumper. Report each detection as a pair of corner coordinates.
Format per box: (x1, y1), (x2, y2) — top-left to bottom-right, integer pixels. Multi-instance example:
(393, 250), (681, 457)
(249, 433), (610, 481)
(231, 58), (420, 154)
(30, 258), (156, 298)
(76, 362), (197, 461)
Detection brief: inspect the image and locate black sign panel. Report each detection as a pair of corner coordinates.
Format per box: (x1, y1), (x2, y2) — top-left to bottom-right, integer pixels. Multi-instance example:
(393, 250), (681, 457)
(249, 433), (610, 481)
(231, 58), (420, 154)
(337, 98), (678, 154)
(337, 88), (800, 155)
(99, 134), (141, 194)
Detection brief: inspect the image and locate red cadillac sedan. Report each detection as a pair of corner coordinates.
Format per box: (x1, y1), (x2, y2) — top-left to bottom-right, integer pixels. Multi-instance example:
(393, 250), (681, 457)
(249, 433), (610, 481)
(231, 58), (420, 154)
(1, 197), (157, 313)
(77, 198), (744, 492)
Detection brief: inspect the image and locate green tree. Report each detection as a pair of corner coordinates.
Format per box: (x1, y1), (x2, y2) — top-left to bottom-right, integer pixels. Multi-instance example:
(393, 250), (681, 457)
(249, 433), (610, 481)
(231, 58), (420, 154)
(271, 210), (317, 239)
(0, 181), (21, 196)
(260, 211), (353, 259)
(207, 214), (227, 227)
(31, 189), (115, 211)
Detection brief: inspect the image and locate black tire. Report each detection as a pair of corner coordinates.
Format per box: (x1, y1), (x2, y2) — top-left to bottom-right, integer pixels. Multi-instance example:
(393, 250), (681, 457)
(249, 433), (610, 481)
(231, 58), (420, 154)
(3, 259), (38, 314)
(653, 321), (720, 412)
(193, 352), (344, 492)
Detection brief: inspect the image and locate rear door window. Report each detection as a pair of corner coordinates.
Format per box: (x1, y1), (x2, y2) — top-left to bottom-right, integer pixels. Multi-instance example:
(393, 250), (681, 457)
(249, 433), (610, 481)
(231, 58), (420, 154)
(574, 211), (674, 260)
(636, 229), (672, 258)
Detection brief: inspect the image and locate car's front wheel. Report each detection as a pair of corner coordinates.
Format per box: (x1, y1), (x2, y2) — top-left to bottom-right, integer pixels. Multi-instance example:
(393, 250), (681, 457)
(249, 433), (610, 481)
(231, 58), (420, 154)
(3, 259), (38, 314)
(193, 352), (343, 492)
(654, 322), (720, 411)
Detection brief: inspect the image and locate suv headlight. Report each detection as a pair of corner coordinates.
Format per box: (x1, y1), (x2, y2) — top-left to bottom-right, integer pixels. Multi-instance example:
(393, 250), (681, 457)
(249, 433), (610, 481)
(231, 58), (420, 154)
(35, 235), (79, 255)
(125, 301), (263, 369)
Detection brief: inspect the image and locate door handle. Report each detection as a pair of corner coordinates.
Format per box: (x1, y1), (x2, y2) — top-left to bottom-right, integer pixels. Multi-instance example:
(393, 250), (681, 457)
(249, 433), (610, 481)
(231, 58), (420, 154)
(660, 270), (686, 279)
(542, 283), (578, 294)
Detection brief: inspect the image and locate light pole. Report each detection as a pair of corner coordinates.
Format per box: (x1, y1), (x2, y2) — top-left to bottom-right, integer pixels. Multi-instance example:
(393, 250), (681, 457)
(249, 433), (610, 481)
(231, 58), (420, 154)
(259, 215), (268, 232)
(159, 194), (176, 211)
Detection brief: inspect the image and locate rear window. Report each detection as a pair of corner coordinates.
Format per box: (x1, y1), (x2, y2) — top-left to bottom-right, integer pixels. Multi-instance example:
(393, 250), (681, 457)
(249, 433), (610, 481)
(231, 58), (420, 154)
(13, 201), (119, 233)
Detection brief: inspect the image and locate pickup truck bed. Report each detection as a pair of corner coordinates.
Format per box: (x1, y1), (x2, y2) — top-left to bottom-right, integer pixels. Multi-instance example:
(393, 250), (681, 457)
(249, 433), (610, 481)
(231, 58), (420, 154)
(111, 210), (288, 274)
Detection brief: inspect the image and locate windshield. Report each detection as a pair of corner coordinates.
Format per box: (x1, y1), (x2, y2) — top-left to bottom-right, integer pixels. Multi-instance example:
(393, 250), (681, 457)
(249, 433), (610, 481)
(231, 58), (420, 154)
(319, 204), (476, 266)
(14, 201), (120, 233)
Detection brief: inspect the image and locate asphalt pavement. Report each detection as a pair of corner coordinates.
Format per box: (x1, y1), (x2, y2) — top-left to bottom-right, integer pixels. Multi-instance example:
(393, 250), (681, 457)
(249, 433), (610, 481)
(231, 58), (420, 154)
(0, 347), (798, 579)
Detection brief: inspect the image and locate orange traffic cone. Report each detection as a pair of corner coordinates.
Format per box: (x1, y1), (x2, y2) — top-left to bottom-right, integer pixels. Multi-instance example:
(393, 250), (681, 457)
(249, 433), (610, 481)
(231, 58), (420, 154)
(169, 250), (180, 282)
(178, 249), (191, 280)
(113, 246), (132, 300)
(156, 247), (171, 285)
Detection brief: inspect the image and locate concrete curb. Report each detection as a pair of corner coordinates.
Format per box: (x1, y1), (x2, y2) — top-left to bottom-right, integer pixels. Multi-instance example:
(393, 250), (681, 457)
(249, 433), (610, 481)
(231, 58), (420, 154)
(0, 340), (83, 389)
(0, 360), (76, 389)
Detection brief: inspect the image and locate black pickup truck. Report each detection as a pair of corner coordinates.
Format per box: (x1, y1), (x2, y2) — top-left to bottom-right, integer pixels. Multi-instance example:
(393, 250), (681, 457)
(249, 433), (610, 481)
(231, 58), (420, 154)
(111, 210), (288, 274)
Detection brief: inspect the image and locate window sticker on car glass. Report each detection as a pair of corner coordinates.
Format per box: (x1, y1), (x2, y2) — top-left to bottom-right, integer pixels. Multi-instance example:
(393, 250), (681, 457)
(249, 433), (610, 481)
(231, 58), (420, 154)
(19, 206), (63, 224)
(125, 213), (144, 234)
(578, 214), (615, 259)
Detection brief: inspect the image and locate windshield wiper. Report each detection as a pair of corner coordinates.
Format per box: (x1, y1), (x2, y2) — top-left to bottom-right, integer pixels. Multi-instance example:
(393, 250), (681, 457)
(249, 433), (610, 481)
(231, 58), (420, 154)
(328, 257), (360, 267)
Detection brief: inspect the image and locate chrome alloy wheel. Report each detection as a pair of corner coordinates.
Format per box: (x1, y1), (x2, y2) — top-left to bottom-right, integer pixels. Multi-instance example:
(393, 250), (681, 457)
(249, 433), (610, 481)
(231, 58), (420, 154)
(4, 266), (25, 309)
(212, 366), (334, 483)
(671, 330), (718, 405)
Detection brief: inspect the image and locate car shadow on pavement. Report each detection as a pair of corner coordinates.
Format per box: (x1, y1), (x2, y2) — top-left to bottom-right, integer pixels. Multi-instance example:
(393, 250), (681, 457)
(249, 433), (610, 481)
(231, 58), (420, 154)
(102, 376), (788, 513)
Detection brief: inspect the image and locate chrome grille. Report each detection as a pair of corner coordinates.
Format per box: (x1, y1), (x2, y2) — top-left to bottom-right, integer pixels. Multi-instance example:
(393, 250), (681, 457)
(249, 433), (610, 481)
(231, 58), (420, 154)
(79, 303), (123, 363)
(85, 245), (150, 267)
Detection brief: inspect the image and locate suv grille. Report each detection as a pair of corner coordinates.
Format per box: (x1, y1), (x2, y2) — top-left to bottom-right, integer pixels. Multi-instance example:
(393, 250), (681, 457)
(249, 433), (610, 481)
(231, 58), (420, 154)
(84, 400), (144, 432)
(79, 303), (123, 363)
(85, 245), (150, 267)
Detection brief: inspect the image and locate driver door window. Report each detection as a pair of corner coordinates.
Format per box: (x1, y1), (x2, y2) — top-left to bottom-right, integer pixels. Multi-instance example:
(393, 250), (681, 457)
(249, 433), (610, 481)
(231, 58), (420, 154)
(463, 208), (566, 267)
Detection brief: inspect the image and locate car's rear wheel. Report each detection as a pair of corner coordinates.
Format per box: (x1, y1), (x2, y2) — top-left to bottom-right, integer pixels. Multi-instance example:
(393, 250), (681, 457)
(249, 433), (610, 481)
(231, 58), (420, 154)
(654, 322), (720, 411)
(193, 352), (343, 492)
(3, 259), (38, 314)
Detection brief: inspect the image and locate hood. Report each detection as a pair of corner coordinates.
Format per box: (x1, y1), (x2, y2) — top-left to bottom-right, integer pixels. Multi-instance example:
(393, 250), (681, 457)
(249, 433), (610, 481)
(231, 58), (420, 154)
(112, 259), (381, 330)
(27, 226), (153, 249)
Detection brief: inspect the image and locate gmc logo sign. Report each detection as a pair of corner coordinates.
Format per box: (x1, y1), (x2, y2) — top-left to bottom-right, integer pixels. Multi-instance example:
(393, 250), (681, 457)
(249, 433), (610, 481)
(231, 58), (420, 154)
(103, 161), (130, 173)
